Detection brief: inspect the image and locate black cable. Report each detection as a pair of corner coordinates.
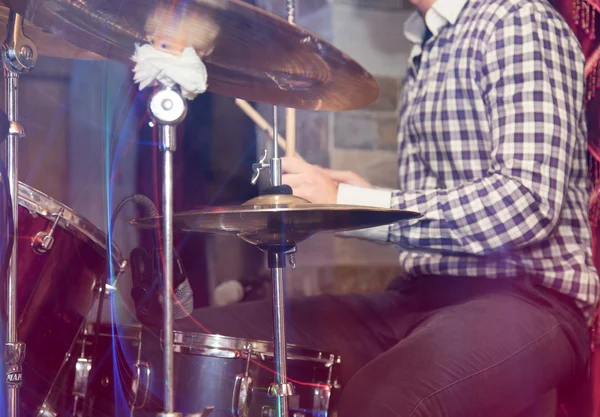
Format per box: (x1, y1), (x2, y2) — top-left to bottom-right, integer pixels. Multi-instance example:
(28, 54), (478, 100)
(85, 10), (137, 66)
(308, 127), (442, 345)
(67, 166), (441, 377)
(0, 110), (13, 321)
(0, 155), (14, 322)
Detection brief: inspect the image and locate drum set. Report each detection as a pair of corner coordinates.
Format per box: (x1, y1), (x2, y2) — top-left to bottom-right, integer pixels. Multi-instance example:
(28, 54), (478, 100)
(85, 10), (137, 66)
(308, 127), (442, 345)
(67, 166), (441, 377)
(0, 1), (421, 417)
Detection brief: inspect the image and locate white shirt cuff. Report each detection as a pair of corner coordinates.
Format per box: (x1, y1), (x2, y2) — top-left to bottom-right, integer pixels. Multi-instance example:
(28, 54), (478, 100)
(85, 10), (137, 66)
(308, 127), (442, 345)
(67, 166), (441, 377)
(336, 184), (394, 242)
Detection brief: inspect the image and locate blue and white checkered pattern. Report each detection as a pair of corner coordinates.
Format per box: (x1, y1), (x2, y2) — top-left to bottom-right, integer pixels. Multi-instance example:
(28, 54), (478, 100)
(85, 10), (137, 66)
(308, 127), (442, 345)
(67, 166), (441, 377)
(389, 0), (599, 320)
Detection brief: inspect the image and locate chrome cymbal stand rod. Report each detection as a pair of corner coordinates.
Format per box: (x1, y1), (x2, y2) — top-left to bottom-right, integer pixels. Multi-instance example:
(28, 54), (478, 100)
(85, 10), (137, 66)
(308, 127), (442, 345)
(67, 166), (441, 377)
(148, 85), (187, 417)
(270, 106), (281, 187)
(267, 249), (294, 417)
(1, 11), (36, 417)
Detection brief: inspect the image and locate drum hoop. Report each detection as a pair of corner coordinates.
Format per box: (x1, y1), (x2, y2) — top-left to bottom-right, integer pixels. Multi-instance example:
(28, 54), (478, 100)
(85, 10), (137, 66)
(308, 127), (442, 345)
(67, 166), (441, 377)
(18, 182), (125, 270)
(170, 331), (340, 365)
(83, 322), (142, 340)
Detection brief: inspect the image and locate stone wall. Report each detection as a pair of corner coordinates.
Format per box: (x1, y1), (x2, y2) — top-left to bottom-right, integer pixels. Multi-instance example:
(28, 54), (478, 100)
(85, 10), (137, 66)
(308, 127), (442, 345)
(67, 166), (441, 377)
(254, 0), (416, 296)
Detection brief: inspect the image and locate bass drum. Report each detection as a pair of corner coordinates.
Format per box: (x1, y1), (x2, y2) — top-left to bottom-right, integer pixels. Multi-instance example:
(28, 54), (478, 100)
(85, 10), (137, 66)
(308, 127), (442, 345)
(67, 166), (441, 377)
(139, 330), (342, 417)
(14, 183), (125, 417)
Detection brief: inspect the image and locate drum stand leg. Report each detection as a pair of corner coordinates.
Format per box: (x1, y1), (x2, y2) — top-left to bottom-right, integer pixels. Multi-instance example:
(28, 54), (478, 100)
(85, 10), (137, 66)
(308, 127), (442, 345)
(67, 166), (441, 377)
(1, 11), (37, 417)
(148, 85), (187, 417)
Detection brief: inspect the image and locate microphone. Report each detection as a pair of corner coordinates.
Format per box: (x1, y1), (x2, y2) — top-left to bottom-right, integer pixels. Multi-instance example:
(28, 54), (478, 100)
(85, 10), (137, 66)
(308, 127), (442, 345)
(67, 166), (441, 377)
(212, 278), (268, 307)
(126, 193), (194, 320)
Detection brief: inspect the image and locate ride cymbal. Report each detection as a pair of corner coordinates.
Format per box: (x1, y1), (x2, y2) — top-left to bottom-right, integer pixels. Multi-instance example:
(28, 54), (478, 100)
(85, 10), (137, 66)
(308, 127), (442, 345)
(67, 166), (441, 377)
(1, 0), (379, 110)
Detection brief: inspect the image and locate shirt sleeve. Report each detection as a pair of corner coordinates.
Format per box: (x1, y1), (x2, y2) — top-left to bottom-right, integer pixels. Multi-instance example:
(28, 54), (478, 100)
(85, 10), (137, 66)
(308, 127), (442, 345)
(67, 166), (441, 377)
(338, 4), (587, 255)
(336, 183), (394, 241)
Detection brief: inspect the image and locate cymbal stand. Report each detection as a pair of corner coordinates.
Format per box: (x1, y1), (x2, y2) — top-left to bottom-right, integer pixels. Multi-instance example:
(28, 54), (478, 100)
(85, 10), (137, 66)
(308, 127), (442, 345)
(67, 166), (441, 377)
(1, 11), (36, 417)
(147, 85), (187, 417)
(253, 106), (295, 417)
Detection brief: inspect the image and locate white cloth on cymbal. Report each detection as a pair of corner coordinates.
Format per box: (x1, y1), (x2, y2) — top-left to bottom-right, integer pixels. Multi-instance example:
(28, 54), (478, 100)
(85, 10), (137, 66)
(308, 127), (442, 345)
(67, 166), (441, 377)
(131, 43), (208, 100)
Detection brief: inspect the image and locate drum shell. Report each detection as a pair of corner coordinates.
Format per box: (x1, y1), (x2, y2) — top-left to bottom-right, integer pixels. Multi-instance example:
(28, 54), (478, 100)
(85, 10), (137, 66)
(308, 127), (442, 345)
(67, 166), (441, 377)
(140, 329), (341, 417)
(13, 183), (124, 417)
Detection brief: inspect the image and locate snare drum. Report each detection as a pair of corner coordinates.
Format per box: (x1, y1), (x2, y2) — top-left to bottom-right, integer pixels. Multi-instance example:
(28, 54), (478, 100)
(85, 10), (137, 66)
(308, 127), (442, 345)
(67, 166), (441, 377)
(14, 183), (125, 417)
(140, 330), (342, 417)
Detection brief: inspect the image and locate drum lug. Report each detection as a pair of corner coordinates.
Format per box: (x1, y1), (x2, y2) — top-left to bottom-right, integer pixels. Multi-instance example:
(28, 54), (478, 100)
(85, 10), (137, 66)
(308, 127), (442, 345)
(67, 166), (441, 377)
(31, 209), (63, 254)
(232, 374), (253, 417)
(158, 409), (214, 417)
(313, 384), (332, 415)
(72, 357), (92, 397)
(261, 407), (305, 417)
(129, 361), (151, 410)
(36, 403), (57, 417)
(268, 382), (294, 398)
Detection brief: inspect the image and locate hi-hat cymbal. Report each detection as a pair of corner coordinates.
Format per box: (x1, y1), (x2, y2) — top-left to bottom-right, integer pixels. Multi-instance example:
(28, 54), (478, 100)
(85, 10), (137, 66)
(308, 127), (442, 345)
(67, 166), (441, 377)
(131, 194), (421, 246)
(0, 0), (379, 111)
(0, 6), (102, 60)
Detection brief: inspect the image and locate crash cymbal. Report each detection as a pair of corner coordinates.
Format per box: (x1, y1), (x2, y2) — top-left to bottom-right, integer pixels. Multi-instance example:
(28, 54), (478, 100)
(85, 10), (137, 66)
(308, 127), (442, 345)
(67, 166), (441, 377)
(131, 194), (421, 246)
(0, 6), (102, 60)
(0, 0), (378, 111)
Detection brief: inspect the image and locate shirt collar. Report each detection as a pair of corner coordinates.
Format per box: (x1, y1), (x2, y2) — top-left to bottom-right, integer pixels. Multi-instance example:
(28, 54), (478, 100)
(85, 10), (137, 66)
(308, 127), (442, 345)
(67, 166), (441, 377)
(403, 0), (469, 44)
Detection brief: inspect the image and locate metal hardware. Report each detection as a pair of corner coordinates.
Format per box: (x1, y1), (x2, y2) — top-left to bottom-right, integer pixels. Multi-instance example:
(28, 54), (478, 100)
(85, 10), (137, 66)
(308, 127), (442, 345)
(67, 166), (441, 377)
(31, 209), (64, 254)
(232, 344), (253, 417)
(8, 121), (23, 137)
(287, 254), (296, 269)
(232, 375), (253, 417)
(3, 13), (37, 417)
(72, 357), (92, 397)
(148, 84), (188, 413)
(268, 382), (294, 398)
(293, 414), (305, 417)
(262, 407), (274, 417)
(186, 407), (215, 417)
(156, 413), (183, 417)
(252, 149), (269, 185)
(270, 107), (281, 187)
(5, 342), (25, 386)
(312, 385), (332, 415)
(130, 361), (152, 410)
(1, 12), (37, 73)
(36, 403), (57, 417)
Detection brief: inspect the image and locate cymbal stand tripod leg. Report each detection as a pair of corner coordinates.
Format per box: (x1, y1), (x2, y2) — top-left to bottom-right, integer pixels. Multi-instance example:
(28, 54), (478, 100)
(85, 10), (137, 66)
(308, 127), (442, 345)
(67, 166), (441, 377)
(148, 85), (187, 417)
(1, 11), (36, 417)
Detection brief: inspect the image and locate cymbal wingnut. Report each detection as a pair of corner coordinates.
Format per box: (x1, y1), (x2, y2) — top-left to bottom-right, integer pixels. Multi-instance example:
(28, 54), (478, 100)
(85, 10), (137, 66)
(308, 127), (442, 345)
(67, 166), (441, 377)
(19, 45), (33, 61)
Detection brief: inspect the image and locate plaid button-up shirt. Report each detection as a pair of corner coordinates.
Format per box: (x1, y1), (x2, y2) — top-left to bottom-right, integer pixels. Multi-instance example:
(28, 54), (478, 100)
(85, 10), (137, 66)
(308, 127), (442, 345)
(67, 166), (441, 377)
(338, 0), (599, 320)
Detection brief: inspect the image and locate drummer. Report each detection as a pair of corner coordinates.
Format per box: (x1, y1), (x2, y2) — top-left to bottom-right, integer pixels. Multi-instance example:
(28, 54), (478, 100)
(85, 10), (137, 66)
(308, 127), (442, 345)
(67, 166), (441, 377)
(183, 0), (598, 415)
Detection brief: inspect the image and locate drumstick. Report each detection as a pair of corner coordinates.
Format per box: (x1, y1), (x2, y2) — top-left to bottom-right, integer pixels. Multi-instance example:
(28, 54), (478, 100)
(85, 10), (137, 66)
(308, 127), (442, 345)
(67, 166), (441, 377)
(235, 98), (287, 151)
(285, 0), (297, 157)
(286, 108), (296, 157)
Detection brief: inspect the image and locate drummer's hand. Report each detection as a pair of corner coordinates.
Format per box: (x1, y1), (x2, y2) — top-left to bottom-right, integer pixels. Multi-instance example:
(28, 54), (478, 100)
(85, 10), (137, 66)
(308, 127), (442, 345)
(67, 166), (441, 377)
(281, 156), (372, 204)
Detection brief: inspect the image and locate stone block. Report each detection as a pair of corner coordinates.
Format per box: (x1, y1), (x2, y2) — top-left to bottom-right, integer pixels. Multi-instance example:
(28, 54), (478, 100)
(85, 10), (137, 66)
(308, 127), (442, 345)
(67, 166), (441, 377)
(331, 4), (413, 77)
(334, 112), (397, 151)
(366, 76), (400, 112)
(296, 110), (330, 166)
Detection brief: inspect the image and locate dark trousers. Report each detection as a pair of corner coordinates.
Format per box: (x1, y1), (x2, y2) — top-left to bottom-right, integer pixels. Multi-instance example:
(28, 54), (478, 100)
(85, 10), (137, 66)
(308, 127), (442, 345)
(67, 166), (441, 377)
(177, 276), (591, 417)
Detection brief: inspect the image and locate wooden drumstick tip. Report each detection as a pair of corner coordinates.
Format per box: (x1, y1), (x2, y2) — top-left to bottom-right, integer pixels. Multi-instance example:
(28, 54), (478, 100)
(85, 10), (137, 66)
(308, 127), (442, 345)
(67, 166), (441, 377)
(286, 107), (296, 157)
